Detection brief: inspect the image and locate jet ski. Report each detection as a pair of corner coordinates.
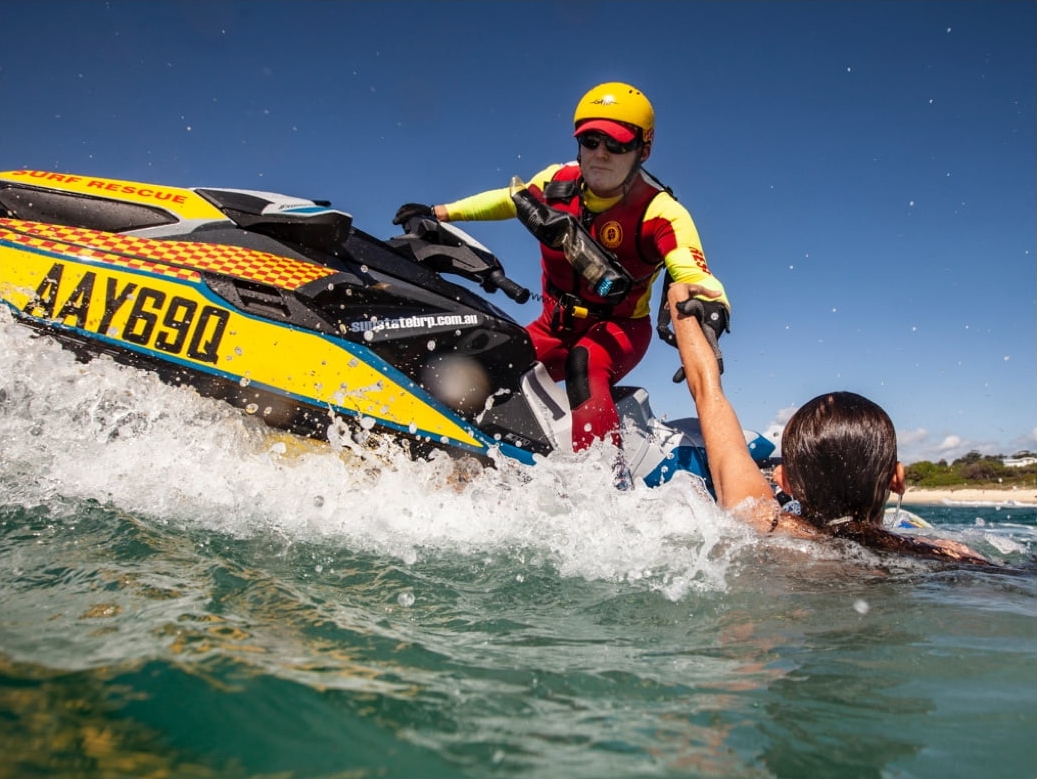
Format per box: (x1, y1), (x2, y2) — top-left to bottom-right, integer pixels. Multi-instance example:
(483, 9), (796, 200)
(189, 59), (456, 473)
(0, 169), (774, 488)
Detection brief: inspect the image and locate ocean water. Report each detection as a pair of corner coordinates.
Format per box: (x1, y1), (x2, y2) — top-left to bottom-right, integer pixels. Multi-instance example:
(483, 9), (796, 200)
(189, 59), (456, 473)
(2, 312), (1035, 779)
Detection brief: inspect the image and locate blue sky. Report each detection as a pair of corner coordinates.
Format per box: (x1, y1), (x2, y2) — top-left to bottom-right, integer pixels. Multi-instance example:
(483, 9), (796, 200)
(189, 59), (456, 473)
(1, 0), (1033, 463)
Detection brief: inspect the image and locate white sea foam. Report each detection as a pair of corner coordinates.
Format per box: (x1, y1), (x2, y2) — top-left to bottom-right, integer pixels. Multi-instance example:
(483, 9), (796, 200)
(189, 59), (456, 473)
(0, 310), (753, 597)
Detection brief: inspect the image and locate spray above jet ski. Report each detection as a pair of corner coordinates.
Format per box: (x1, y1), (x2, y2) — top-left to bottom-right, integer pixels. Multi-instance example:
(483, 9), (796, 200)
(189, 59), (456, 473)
(0, 169), (774, 488)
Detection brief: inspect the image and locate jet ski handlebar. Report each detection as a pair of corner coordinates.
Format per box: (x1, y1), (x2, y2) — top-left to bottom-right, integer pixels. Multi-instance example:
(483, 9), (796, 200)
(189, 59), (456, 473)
(484, 267), (530, 304)
(391, 216), (530, 304)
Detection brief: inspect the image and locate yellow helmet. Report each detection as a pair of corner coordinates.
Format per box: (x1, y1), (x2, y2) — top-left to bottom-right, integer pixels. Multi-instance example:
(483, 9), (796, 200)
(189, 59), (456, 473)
(572, 82), (655, 147)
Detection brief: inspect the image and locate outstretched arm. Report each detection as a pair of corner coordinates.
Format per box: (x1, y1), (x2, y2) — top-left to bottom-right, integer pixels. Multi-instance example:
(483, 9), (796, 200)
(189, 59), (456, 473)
(668, 283), (779, 530)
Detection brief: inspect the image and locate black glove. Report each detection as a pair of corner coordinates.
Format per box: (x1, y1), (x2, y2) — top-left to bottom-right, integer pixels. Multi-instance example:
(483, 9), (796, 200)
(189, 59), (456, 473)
(675, 296), (729, 375)
(392, 203), (434, 226)
(676, 297), (729, 341)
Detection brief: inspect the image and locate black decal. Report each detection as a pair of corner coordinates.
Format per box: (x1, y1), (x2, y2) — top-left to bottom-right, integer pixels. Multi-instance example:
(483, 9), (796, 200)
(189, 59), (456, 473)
(155, 296), (198, 354)
(55, 271), (96, 329)
(99, 277), (138, 335)
(187, 306), (229, 364)
(124, 288), (165, 345)
(26, 262), (64, 318)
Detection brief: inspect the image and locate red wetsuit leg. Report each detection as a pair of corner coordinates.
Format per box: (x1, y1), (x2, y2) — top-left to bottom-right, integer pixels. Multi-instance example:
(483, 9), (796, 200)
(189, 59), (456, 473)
(567, 317), (652, 451)
(525, 310), (570, 382)
(526, 310), (652, 451)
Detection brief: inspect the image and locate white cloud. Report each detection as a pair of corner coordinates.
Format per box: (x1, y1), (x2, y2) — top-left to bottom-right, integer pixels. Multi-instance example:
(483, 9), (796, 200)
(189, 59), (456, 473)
(897, 427), (928, 447)
(764, 404), (799, 457)
(765, 413), (1030, 465)
(894, 429), (1020, 464)
(896, 430), (966, 463)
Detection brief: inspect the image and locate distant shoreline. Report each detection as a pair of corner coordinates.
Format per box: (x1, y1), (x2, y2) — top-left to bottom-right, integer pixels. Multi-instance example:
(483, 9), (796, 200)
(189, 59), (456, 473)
(895, 486), (1037, 506)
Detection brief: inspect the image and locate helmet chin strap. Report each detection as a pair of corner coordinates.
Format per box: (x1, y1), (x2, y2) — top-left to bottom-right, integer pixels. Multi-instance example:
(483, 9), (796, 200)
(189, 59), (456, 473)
(622, 151), (646, 189)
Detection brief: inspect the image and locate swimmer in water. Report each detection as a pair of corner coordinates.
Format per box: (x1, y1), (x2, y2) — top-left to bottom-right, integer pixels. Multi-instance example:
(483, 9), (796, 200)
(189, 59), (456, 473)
(666, 281), (991, 565)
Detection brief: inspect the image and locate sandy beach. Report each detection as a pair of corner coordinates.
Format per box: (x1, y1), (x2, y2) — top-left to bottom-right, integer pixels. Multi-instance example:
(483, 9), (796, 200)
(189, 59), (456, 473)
(897, 485), (1037, 506)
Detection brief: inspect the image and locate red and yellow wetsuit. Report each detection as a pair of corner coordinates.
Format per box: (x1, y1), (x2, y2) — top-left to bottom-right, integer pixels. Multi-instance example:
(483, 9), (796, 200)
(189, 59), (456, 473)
(441, 162), (727, 451)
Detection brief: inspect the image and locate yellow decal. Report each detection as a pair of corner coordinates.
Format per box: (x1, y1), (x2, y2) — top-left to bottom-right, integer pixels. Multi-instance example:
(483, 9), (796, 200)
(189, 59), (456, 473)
(599, 220), (623, 250)
(0, 222), (483, 449)
(0, 169), (227, 222)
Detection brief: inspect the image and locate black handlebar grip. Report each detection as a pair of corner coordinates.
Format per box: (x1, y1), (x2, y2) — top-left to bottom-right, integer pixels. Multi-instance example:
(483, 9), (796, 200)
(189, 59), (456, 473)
(489, 270), (530, 303)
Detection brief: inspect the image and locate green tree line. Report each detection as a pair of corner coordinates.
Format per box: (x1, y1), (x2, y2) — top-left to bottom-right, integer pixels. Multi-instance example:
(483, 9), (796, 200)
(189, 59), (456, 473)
(904, 451), (1037, 488)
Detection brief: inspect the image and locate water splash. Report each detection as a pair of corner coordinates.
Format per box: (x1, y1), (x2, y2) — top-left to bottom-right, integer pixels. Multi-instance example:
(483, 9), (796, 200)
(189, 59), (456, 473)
(0, 310), (751, 598)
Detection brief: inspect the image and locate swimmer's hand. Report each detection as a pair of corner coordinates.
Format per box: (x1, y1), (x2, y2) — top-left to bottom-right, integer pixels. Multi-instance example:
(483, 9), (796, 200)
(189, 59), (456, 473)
(912, 535), (991, 568)
(925, 537), (992, 565)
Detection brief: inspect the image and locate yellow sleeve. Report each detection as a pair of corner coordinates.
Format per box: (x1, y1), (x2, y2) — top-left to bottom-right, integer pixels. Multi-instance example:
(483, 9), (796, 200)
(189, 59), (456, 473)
(442, 164), (564, 222)
(442, 187), (515, 221)
(645, 193), (730, 309)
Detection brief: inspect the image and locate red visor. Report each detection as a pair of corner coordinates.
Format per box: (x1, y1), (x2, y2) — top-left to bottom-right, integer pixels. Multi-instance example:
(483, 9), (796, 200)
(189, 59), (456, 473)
(573, 119), (637, 144)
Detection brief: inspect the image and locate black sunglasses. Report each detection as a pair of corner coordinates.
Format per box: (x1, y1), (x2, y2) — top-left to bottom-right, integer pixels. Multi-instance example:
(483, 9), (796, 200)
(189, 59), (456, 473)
(576, 132), (641, 155)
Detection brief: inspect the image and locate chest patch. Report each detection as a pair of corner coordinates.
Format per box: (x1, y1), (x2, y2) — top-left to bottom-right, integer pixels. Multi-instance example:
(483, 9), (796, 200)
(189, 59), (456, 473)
(599, 220), (624, 250)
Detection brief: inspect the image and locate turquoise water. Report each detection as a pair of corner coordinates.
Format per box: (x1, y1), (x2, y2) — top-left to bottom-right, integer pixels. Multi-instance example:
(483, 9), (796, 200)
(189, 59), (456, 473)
(2, 314), (1035, 778)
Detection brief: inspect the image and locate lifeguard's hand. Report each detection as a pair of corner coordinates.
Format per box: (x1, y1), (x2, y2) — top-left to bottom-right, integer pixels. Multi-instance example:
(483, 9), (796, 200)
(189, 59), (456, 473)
(667, 283), (729, 374)
(392, 203), (434, 226)
(669, 284), (728, 329)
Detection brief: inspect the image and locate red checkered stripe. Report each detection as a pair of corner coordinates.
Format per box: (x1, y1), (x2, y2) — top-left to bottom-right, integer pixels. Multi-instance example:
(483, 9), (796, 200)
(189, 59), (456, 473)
(0, 218), (333, 288)
(0, 220), (201, 282)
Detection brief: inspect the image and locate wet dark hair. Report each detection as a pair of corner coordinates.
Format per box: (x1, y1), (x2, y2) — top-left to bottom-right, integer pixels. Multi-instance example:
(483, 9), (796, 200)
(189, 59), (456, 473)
(782, 391), (897, 529)
(782, 392), (991, 564)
